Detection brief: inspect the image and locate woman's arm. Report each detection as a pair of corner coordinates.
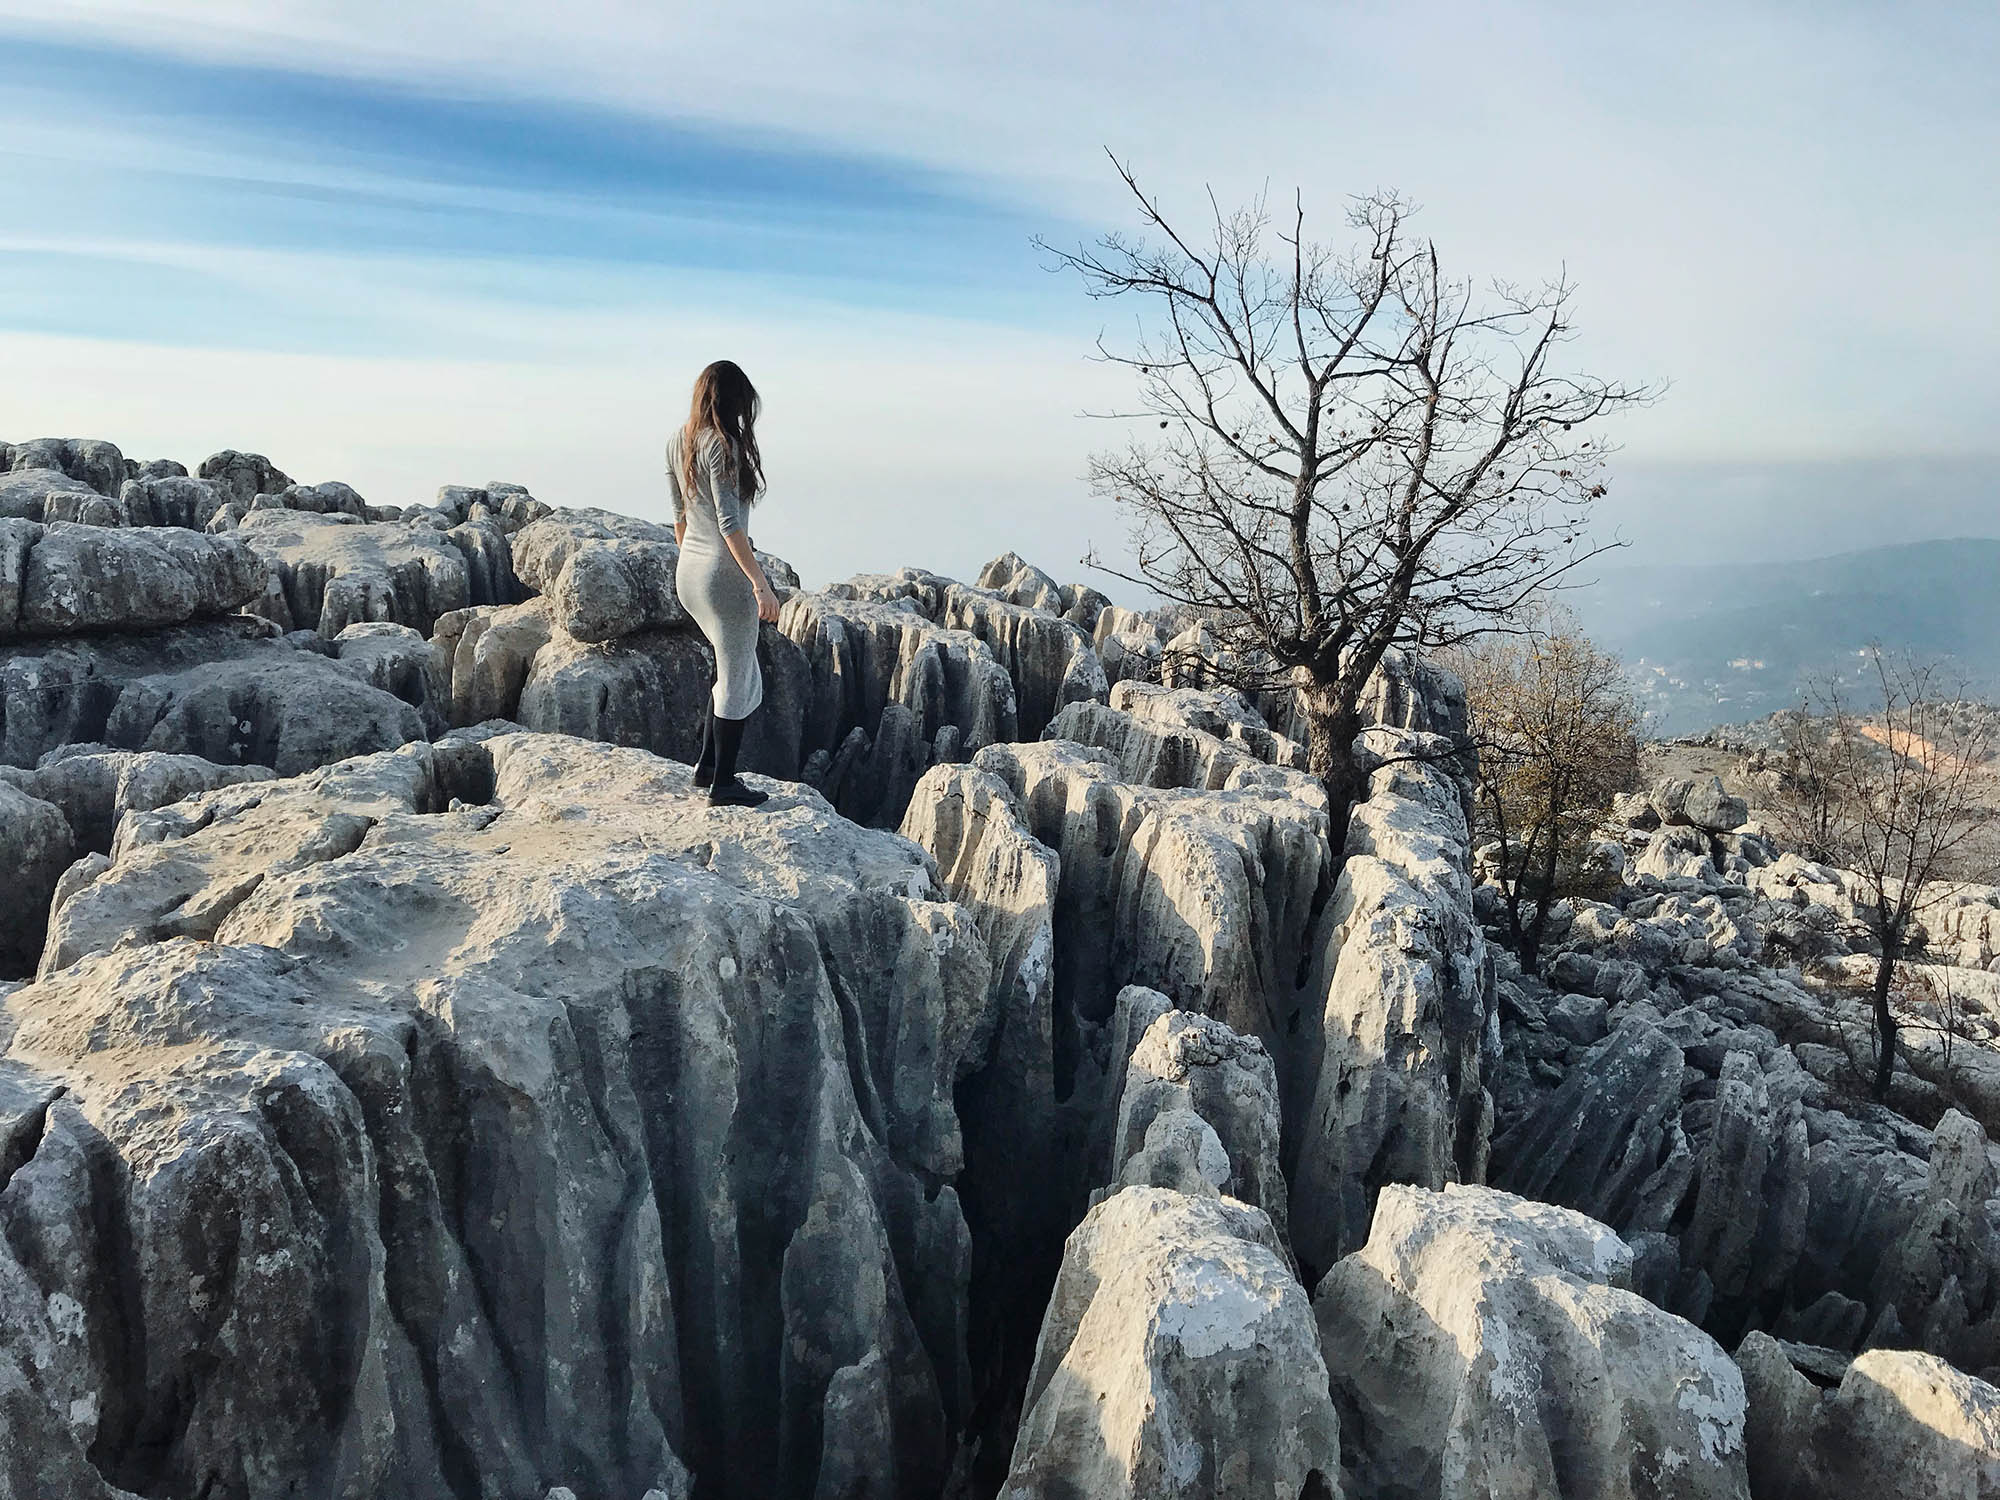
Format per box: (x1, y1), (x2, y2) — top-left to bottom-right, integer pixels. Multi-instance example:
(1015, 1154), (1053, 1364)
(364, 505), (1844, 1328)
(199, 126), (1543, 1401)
(707, 438), (780, 622)
(667, 439), (689, 545)
(726, 532), (781, 622)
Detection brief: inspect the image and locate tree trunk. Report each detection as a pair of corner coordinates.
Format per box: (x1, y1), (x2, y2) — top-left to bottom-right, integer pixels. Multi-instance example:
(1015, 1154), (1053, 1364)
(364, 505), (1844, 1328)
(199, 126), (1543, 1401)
(1522, 817), (1563, 976)
(1301, 679), (1367, 850)
(1871, 942), (1899, 1101)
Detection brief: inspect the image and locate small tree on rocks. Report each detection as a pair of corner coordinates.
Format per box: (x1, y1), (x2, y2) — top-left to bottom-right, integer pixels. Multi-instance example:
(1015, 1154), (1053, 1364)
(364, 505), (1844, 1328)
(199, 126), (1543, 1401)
(1044, 159), (1653, 835)
(1453, 617), (1641, 972)
(1768, 655), (2000, 1099)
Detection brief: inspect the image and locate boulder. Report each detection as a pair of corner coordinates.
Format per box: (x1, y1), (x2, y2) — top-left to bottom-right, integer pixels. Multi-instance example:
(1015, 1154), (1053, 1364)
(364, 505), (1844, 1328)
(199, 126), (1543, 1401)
(546, 534), (686, 640)
(430, 599), (555, 727)
(1002, 1187), (1340, 1499)
(0, 779), (72, 975)
(0, 523), (266, 638)
(940, 583), (1107, 740)
(1, 622), (428, 775)
(779, 591), (1018, 780)
(1108, 680), (1306, 767)
(118, 474), (230, 529)
(1736, 1333), (2000, 1499)
(0, 469), (108, 525)
(433, 482), (552, 532)
(196, 449), (294, 506)
(1104, 1009), (1290, 1249)
(1315, 1183), (1751, 1500)
(331, 621), (451, 736)
(237, 510), (472, 637)
(1044, 697), (1322, 806)
(1, 747), (272, 855)
(955, 738), (1332, 1089)
(11, 734), (1002, 1498)
(2, 437), (125, 497)
(1657, 775), (1752, 834)
(974, 550), (1065, 614)
(1638, 822), (1723, 883)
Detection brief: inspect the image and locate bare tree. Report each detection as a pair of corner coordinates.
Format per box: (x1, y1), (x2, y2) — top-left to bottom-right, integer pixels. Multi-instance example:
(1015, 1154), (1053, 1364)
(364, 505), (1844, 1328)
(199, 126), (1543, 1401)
(1452, 616), (1641, 972)
(1768, 656), (2000, 1099)
(1043, 159), (1654, 832)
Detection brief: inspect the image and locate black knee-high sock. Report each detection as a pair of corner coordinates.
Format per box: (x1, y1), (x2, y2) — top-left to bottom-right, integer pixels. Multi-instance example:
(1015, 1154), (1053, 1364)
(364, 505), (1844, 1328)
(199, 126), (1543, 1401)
(711, 713), (747, 785)
(693, 707), (717, 786)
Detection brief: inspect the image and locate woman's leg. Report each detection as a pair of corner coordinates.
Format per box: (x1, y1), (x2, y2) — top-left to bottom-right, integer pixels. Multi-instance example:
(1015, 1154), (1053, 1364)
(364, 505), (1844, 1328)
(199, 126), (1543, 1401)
(706, 712), (769, 808)
(692, 705), (717, 788)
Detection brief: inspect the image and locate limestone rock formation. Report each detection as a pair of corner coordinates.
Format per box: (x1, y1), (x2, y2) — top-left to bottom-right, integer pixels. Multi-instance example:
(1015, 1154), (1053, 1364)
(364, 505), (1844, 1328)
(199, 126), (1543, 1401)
(1002, 1188), (1341, 1499)
(1103, 1009), (1291, 1248)
(0, 778), (72, 973)
(940, 582), (1107, 738)
(196, 449), (294, 505)
(1316, 1183), (1751, 1500)
(0, 522), (265, 638)
(2, 437), (126, 497)
(1289, 728), (1494, 1278)
(7, 734), (1015, 1499)
(1736, 1334), (2000, 1498)
(0, 469), (115, 525)
(238, 510), (475, 637)
(1, 745), (273, 854)
(117, 473), (231, 530)
(1, 622), (429, 776)
(430, 598), (556, 726)
(952, 737), (1332, 1084)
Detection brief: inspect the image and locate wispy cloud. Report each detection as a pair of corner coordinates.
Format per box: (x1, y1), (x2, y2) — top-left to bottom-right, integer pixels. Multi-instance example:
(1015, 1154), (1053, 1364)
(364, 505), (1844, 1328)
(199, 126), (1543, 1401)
(0, 30), (1065, 357)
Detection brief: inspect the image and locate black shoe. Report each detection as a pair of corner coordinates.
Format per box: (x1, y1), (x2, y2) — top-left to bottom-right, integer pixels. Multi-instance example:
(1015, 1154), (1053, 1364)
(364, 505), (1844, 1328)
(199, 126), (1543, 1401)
(706, 775), (769, 809)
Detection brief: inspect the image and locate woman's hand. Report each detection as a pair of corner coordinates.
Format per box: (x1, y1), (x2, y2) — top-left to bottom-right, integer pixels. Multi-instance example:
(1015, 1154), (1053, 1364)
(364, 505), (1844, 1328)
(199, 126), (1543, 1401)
(755, 576), (782, 623)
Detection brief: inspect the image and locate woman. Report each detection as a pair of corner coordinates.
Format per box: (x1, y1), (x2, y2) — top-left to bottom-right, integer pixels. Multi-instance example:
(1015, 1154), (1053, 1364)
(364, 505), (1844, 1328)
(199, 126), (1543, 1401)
(667, 359), (783, 808)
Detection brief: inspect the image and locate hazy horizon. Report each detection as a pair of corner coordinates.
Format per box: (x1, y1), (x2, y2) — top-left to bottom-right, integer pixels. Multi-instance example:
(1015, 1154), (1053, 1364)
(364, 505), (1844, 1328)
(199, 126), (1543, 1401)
(3, 3), (1994, 591)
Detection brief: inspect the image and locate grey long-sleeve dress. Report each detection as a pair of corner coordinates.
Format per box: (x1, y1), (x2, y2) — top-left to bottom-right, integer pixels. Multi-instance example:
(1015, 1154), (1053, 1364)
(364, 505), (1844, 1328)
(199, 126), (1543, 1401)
(667, 428), (764, 719)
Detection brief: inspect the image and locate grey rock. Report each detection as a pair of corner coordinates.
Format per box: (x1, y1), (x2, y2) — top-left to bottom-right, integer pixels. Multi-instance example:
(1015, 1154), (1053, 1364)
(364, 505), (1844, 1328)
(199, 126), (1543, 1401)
(1104, 1010), (1290, 1249)
(117, 474), (229, 529)
(1, 748), (272, 855)
(0, 779), (72, 974)
(1656, 774), (1751, 834)
(1315, 1183), (1750, 1500)
(1003, 1187), (1340, 1499)
(964, 738), (1331, 1079)
(9, 735), (1001, 1497)
(1290, 727), (1492, 1278)
(237, 510), (471, 637)
(974, 550), (1065, 614)
(430, 600), (556, 728)
(779, 592), (1018, 806)
(1548, 991), (1610, 1046)
(275, 480), (367, 517)
(1108, 680), (1306, 768)
(0, 523), (265, 639)
(940, 582), (1106, 740)
(196, 449), (294, 506)
(0, 469), (103, 524)
(3, 437), (125, 496)
(1737, 1335), (2000, 1499)
(331, 621), (449, 736)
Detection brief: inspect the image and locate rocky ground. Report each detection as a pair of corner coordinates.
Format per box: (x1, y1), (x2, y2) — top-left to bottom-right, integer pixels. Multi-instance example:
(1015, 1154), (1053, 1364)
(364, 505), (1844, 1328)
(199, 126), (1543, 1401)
(1, 434), (1996, 1499)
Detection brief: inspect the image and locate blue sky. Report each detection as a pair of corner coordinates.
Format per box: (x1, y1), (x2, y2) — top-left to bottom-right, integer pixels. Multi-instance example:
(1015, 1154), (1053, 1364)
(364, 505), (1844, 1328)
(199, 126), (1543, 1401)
(1, 2), (1994, 586)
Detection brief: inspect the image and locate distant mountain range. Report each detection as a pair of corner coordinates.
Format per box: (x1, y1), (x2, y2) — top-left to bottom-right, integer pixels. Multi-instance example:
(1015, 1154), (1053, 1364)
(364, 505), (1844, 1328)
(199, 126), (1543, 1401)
(1566, 537), (2000, 737)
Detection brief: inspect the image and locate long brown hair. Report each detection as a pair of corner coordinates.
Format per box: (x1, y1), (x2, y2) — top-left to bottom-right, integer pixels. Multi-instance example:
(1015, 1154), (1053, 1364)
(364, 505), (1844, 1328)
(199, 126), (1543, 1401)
(679, 359), (764, 503)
